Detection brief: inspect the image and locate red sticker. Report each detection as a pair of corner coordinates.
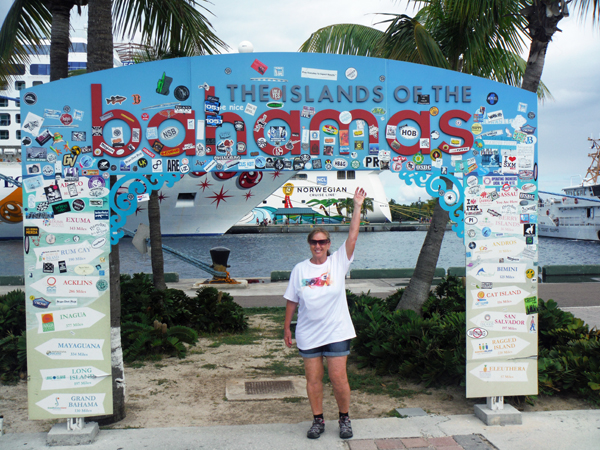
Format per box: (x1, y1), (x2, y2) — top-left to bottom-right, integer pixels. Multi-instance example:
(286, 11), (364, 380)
(251, 59), (268, 75)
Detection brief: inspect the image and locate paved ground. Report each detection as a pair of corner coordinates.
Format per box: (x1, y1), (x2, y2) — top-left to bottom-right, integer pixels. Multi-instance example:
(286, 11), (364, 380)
(2, 411), (600, 449)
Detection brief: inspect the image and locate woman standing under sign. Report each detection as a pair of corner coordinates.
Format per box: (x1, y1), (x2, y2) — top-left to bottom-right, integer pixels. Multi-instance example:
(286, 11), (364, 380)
(283, 187), (366, 440)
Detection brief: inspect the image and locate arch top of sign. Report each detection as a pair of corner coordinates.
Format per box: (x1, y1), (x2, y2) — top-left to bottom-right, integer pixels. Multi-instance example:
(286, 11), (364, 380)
(21, 50), (536, 180)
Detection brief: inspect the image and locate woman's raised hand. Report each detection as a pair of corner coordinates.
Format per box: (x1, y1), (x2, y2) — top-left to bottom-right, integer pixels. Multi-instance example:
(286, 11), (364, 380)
(353, 187), (366, 208)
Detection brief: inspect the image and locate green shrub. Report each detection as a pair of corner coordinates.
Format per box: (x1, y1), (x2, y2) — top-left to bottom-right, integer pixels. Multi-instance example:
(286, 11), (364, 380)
(121, 320), (198, 362)
(120, 275), (248, 334)
(0, 290), (27, 382)
(0, 331), (26, 383)
(351, 284), (600, 403)
(422, 276), (465, 318)
(0, 290), (26, 336)
(537, 299), (600, 404)
(183, 287), (248, 333)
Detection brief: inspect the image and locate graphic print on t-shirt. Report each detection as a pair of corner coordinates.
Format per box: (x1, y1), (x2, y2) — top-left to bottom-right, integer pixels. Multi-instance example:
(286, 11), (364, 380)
(301, 270), (331, 288)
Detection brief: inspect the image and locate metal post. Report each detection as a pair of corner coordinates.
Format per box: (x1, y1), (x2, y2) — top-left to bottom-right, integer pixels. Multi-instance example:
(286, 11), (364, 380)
(66, 417), (85, 431)
(486, 396), (504, 411)
(0, 414), (4, 435)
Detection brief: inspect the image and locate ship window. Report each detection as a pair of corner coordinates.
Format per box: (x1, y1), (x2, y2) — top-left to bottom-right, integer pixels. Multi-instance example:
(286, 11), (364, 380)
(337, 172), (346, 180)
(264, 200), (268, 204)
(0, 130), (9, 140)
(301, 200), (305, 203)
(175, 192), (195, 208)
(588, 208), (594, 219)
(0, 114), (10, 126)
(15, 81), (25, 91)
(0, 98), (7, 107)
(70, 42), (87, 53)
(15, 114), (20, 124)
(68, 62), (87, 71)
(30, 64), (51, 75)
(32, 81), (43, 86)
(16, 130), (21, 139)
(347, 170), (355, 180)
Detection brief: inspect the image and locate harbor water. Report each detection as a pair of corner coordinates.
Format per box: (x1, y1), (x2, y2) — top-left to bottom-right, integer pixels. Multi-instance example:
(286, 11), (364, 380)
(3, 231), (599, 279)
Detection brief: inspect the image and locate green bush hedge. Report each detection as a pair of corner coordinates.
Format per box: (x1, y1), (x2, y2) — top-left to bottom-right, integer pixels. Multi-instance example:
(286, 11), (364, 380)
(0, 275), (249, 379)
(349, 277), (600, 404)
(0, 290), (26, 383)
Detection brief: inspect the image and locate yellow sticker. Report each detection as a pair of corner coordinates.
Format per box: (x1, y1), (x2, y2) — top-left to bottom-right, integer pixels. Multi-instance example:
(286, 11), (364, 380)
(429, 106), (439, 116)
(526, 269), (535, 279)
(471, 123), (483, 135)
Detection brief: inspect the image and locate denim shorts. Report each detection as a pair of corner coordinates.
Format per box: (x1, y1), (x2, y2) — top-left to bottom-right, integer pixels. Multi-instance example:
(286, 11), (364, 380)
(298, 339), (351, 358)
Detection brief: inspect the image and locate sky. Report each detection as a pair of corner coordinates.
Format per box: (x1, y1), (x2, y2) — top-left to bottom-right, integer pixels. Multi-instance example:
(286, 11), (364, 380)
(2, 0), (600, 205)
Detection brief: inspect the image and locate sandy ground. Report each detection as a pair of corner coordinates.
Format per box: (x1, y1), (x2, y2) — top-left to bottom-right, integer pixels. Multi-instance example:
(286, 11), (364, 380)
(0, 315), (594, 434)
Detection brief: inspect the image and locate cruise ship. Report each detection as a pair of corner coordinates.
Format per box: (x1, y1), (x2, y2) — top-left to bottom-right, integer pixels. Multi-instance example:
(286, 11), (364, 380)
(237, 170), (392, 225)
(539, 138), (600, 241)
(0, 39), (391, 238)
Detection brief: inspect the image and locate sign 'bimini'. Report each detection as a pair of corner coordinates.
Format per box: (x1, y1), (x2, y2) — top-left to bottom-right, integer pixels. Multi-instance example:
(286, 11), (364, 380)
(20, 53), (538, 419)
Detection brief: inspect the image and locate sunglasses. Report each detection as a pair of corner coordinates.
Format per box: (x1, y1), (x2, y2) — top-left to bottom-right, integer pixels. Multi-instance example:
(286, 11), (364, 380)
(309, 239), (330, 246)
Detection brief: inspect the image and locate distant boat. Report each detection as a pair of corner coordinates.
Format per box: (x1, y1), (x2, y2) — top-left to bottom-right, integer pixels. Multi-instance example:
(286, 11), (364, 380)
(539, 138), (600, 241)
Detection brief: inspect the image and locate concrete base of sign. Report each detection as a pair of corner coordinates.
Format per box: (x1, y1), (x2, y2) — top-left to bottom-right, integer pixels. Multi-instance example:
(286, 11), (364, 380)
(474, 404), (522, 426)
(47, 421), (99, 446)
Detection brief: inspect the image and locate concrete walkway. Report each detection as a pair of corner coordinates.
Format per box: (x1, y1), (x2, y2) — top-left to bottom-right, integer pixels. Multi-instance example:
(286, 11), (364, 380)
(1, 410), (599, 450)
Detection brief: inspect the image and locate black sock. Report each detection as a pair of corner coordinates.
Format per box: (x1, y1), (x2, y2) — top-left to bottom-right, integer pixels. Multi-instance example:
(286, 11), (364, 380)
(339, 412), (349, 419)
(314, 413), (324, 421)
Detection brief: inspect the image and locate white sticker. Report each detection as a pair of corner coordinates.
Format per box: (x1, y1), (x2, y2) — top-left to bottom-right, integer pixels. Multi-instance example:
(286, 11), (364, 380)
(301, 67), (338, 81)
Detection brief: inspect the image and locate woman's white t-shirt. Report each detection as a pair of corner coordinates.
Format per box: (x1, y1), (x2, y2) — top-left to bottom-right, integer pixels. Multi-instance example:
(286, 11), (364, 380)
(284, 241), (356, 350)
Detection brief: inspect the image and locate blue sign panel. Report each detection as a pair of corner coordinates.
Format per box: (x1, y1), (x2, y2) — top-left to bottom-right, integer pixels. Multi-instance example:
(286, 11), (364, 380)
(19, 53), (535, 176)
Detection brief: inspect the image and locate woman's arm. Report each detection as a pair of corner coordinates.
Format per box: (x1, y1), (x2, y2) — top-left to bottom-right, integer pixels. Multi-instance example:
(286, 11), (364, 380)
(346, 187), (366, 258)
(283, 300), (298, 348)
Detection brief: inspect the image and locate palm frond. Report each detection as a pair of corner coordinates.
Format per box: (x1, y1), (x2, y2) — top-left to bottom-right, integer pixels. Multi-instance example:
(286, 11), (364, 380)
(112, 0), (229, 56)
(299, 24), (385, 56)
(0, 0), (52, 85)
(377, 13), (450, 69)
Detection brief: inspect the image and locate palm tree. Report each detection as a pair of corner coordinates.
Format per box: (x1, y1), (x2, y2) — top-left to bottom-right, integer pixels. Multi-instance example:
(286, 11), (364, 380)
(301, 1), (534, 313)
(0, 0), (227, 83)
(361, 197), (374, 221)
(3, 0), (227, 424)
(520, 1), (599, 93)
(300, 0), (600, 313)
(336, 197), (355, 218)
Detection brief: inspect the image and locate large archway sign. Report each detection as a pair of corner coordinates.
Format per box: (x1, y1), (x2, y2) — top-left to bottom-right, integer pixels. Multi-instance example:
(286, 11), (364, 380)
(20, 53), (538, 419)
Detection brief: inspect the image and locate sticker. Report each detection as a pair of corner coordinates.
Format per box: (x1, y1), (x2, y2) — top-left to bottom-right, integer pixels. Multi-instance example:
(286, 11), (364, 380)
(301, 67), (338, 81)
(486, 92), (499, 105)
(174, 85), (190, 101)
(156, 72), (173, 95)
(339, 111), (352, 124)
(251, 59), (268, 74)
(345, 67), (357, 80)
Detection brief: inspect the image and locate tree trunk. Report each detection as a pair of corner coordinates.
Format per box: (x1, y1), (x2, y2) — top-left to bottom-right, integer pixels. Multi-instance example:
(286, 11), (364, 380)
(86, 3), (126, 425)
(148, 189), (166, 291)
(87, 0), (114, 73)
(521, 38), (548, 93)
(49, 1), (73, 81)
(396, 183), (450, 314)
(520, 0), (568, 93)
